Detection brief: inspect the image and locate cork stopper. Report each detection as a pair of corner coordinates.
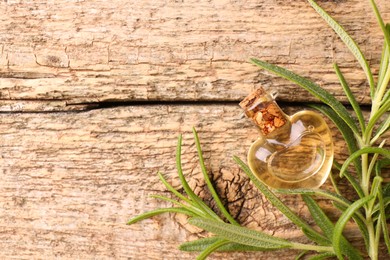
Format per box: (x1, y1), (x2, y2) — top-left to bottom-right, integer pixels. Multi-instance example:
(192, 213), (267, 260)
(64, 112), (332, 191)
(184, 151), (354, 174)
(240, 87), (288, 136)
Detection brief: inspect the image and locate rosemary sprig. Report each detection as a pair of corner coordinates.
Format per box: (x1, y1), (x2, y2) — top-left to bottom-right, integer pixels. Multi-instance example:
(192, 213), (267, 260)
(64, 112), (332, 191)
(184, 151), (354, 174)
(128, 1), (389, 259)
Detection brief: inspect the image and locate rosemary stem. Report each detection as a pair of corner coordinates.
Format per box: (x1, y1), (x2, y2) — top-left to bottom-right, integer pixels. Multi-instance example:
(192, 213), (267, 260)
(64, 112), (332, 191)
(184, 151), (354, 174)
(371, 63), (390, 121)
(367, 217), (378, 260)
(290, 243), (334, 253)
(361, 129), (378, 260)
(362, 153), (370, 197)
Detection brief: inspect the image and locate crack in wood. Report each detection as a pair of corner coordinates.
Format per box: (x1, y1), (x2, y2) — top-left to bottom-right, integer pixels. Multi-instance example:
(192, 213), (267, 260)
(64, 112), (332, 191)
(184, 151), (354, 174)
(0, 98), (375, 113)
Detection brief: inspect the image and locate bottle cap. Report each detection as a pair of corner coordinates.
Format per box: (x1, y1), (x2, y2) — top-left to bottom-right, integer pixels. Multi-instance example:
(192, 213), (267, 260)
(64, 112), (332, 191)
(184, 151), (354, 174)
(239, 87), (287, 136)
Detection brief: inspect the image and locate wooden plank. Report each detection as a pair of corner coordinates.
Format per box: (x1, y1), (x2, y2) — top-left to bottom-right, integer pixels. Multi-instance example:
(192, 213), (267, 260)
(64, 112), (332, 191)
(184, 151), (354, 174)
(0, 100), (96, 112)
(0, 0), (389, 108)
(0, 104), (386, 259)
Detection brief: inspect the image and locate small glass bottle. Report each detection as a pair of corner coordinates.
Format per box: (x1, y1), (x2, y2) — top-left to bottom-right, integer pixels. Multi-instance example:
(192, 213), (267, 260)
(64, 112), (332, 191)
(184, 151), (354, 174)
(240, 87), (334, 189)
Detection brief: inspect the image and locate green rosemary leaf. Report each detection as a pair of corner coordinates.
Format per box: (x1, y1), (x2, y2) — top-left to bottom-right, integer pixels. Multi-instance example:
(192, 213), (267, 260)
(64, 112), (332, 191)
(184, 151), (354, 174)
(343, 172), (365, 198)
(180, 237), (221, 251)
(333, 202), (370, 253)
(333, 63), (365, 132)
(339, 147), (390, 178)
(302, 195), (333, 238)
(279, 189), (350, 209)
(372, 197), (390, 217)
(127, 207), (196, 225)
(333, 161), (365, 198)
(176, 135), (222, 221)
(368, 142), (386, 178)
(250, 58), (360, 136)
(382, 88), (390, 105)
(377, 183), (390, 256)
(370, 1), (390, 49)
(377, 25), (389, 89)
(234, 156), (329, 244)
(370, 176), (383, 198)
(383, 181), (390, 197)
(196, 239), (230, 260)
(179, 237), (276, 252)
(376, 69), (390, 105)
(192, 128), (238, 225)
(295, 251), (309, 260)
(302, 195), (362, 260)
(371, 115), (390, 145)
(366, 99), (390, 139)
(157, 172), (192, 205)
(149, 194), (187, 207)
(189, 217), (292, 249)
(309, 104), (362, 177)
(382, 216), (390, 255)
(333, 195), (375, 260)
(307, 252), (336, 260)
(307, 0), (375, 98)
(280, 188), (366, 224)
(302, 228), (330, 246)
(375, 158), (390, 177)
(149, 194), (205, 217)
(218, 243), (274, 252)
(382, 182), (390, 220)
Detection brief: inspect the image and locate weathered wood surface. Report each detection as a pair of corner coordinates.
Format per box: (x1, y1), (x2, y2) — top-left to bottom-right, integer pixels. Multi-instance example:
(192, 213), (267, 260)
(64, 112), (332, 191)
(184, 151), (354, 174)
(1, 0), (389, 259)
(0, 105), (387, 259)
(0, 0), (389, 111)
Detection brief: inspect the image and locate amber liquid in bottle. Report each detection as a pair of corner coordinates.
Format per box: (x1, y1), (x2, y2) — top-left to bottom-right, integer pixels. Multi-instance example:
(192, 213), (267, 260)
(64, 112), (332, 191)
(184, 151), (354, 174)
(240, 88), (333, 189)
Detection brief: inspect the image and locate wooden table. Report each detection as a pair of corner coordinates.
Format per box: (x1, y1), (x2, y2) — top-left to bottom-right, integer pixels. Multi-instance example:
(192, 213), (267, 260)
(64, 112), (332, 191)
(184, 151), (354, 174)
(0, 0), (388, 259)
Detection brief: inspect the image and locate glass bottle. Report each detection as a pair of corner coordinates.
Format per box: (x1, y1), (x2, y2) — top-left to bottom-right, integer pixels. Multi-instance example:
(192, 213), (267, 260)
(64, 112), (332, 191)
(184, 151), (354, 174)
(240, 87), (334, 189)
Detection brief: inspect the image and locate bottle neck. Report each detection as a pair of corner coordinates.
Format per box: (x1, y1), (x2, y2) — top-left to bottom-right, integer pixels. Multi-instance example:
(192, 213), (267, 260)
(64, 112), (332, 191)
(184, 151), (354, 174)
(240, 87), (290, 140)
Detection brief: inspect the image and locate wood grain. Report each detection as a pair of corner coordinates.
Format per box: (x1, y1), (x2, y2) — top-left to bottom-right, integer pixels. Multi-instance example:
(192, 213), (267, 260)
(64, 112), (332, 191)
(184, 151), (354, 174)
(0, 104), (386, 259)
(1, 0), (389, 259)
(0, 0), (389, 110)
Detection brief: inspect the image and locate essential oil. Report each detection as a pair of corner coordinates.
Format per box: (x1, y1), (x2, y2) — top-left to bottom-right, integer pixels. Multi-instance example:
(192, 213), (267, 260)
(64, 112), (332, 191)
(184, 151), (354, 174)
(240, 87), (334, 189)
